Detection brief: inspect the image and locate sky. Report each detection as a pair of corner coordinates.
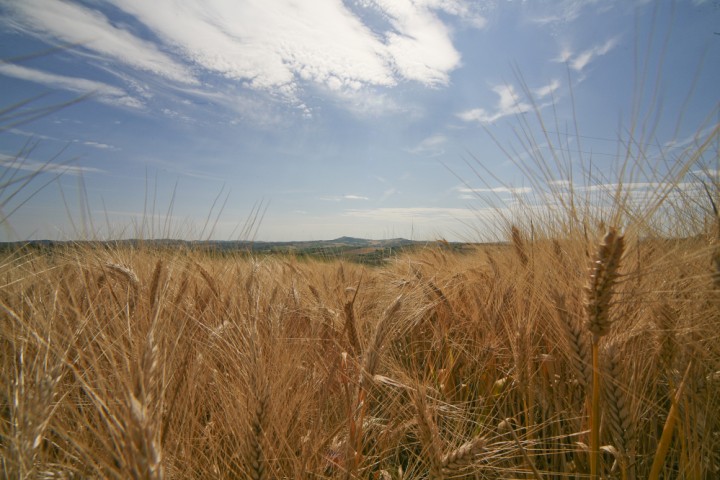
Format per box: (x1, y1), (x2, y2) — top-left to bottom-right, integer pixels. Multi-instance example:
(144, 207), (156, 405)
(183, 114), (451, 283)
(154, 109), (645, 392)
(0, 0), (718, 242)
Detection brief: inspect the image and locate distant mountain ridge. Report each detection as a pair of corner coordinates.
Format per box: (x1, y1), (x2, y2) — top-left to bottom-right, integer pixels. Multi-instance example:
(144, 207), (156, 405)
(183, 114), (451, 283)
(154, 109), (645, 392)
(0, 236), (423, 248)
(0, 236), (476, 265)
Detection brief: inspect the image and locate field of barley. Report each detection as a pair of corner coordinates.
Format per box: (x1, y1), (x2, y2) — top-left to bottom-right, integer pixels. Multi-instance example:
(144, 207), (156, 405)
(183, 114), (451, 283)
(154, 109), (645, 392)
(2, 201), (720, 479)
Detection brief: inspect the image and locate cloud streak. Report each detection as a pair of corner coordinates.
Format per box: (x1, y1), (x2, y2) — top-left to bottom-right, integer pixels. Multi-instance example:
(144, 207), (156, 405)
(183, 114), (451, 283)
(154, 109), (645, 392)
(559, 37), (620, 72)
(0, 63), (144, 109)
(0, 153), (104, 176)
(457, 186), (532, 198)
(3, 0), (196, 84)
(409, 134), (447, 155)
(457, 79), (559, 124)
(319, 194), (370, 202)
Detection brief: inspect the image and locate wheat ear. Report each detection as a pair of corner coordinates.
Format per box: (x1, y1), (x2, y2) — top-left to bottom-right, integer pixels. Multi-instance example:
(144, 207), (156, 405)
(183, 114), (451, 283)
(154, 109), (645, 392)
(586, 227), (624, 479)
(440, 436), (485, 475)
(126, 325), (163, 480)
(412, 389), (444, 480)
(147, 259), (163, 311)
(246, 324), (268, 480)
(554, 292), (592, 390)
(586, 227), (624, 340)
(603, 343), (636, 480)
(348, 296), (403, 474)
(511, 225), (529, 267)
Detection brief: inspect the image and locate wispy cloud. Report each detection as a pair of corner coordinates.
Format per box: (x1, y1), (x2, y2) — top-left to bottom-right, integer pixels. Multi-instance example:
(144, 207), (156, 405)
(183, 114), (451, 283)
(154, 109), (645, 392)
(3, 0), (195, 84)
(319, 194), (370, 202)
(328, 87), (416, 118)
(663, 123), (720, 151)
(81, 141), (116, 150)
(526, 0), (617, 26)
(533, 79), (561, 98)
(16, 136), (119, 152)
(559, 37), (620, 72)
(0, 153), (104, 176)
(0, 63), (144, 109)
(456, 186), (532, 199)
(7, 128), (61, 142)
(457, 79), (559, 124)
(413, 0), (488, 28)
(408, 134), (447, 155)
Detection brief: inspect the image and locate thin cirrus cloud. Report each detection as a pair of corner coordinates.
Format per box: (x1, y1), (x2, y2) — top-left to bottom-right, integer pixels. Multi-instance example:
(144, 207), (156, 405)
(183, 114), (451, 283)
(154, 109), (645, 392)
(456, 186), (533, 199)
(0, 63), (144, 109)
(408, 134), (447, 155)
(319, 195), (370, 202)
(0, 153), (104, 176)
(2, 0), (481, 111)
(456, 79), (560, 124)
(557, 37), (620, 72)
(2, 0), (196, 85)
(81, 141), (116, 150)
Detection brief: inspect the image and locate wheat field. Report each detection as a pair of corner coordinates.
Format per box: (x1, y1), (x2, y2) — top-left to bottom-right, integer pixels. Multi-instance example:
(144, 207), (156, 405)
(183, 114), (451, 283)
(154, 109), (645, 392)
(1, 205), (719, 479)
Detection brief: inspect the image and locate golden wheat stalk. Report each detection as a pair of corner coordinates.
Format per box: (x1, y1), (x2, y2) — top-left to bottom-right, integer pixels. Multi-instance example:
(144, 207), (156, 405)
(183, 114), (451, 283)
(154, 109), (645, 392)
(500, 418), (542, 480)
(648, 361), (693, 480)
(586, 227), (625, 479)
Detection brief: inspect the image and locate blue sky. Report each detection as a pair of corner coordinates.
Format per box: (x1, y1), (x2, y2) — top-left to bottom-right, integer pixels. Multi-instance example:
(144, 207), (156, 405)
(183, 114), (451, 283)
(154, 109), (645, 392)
(1, 0), (718, 242)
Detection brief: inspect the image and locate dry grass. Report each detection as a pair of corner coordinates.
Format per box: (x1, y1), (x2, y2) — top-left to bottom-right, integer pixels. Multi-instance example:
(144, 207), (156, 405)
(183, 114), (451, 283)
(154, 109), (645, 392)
(0, 221), (718, 478)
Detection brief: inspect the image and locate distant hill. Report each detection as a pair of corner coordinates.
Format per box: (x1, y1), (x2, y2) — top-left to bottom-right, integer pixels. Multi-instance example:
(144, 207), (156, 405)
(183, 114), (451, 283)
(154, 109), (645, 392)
(0, 237), (476, 265)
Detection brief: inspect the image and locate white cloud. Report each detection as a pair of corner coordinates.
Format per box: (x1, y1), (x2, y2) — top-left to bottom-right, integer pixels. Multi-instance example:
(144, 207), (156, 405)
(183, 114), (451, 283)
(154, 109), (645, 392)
(109, 0), (463, 94)
(413, 0), (487, 28)
(555, 48), (573, 63)
(0, 63), (144, 109)
(533, 79), (561, 98)
(372, 0), (461, 86)
(82, 141), (115, 150)
(2, 0), (475, 115)
(319, 194), (370, 202)
(457, 79), (560, 124)
(567, 37), (619, 72)
(0, 153), (104, 176)
(457, 84), (530, 124)
(457, 186), (533, 196)
(3, 0), (195, 84)
(663, 123), (720, 151)
(526, 0), (618, 26)
(328, 87), (415, 118)
(409, 134), (447, 155)
(7, 128), (60, 142)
